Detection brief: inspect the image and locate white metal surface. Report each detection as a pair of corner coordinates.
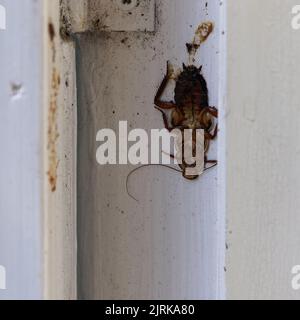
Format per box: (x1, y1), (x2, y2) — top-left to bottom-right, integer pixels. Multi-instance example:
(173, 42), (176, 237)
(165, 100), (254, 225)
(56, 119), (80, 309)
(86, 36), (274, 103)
(76, 0), (225, 299)
(226, 0), (300, 300)
(0, 4), (5, 30)
(43, 1), (77, 300)
(0, 0), (43, 299)
(0, 0), (77, 300)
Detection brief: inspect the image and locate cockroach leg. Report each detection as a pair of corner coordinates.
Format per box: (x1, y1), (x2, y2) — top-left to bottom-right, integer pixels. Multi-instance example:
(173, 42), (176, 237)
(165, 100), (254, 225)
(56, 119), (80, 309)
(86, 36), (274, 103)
(205, 124), (218, 140)
(204, 159), (217, 171)
(161, 150), (176, 159)
(211, 124), (218, 139)
(154, 62), (176, 110)
(162, 150), (181, 166)
(155, 107), (174, 132)
(154, 82), (175, 109)
(205, 106), (218, 118)
(204, 163), (218, 171)
(205, 159), (217, 164)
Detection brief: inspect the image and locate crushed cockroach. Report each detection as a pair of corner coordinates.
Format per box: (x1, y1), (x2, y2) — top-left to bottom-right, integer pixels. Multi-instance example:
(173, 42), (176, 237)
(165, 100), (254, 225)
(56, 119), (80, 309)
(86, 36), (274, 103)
(127, 22), (218, 201)
(153, 61), (218, 180)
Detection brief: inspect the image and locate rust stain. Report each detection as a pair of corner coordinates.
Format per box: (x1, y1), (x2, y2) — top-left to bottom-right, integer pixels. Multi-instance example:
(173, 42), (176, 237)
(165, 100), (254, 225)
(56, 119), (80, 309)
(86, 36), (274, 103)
(48, 21), (56, 62)
(48, 22), (55, 42)
(47, 67), (60, 193)
(186, 22), (214, 64)
(47, 21), (60, 193)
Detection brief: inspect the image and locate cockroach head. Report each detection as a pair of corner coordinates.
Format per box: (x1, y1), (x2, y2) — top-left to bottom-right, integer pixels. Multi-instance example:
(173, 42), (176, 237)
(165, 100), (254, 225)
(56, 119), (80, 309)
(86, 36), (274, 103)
(175, 63), (208, 105)
(182, 64), (203, 78)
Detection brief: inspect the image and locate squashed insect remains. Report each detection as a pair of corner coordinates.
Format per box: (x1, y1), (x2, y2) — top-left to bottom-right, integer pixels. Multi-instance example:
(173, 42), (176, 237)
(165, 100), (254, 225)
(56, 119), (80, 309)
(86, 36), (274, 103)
(127, 22), (218, 201)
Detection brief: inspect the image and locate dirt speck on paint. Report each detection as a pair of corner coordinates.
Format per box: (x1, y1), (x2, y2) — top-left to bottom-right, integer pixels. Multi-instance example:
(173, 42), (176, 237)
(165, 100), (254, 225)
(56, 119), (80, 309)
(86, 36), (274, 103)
(186, 22), (214, 64)
(10, 83), (24, 100)
(92, 15), (109, 32)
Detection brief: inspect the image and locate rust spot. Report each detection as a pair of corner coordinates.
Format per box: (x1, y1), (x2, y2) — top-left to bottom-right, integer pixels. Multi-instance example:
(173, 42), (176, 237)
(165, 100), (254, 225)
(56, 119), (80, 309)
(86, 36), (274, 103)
(48, 22), (55, 42)
(47, 67), (60, 193)
(187, 22), (214, 64)
(47, 20), (60, 192)
(48, 21), (56, 62)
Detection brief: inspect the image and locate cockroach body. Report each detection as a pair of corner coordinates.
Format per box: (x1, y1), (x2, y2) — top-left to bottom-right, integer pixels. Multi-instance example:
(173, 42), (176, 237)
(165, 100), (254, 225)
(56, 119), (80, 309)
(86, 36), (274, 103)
(154, 62), (218, 180)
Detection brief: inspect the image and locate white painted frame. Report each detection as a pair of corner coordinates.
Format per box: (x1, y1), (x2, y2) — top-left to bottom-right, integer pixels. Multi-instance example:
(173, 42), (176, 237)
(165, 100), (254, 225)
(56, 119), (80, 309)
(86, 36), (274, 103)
(0, 0), (77, 300)
(226, 0), (300, 300)
(74, 0), (226, 300)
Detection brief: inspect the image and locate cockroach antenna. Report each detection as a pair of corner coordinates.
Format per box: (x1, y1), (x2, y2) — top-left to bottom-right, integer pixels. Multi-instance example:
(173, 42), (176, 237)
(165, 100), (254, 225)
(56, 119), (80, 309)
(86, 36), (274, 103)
(126, 163), (217, 202)
(204, 162), (217, 171)
(126, 164), (183, 202)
